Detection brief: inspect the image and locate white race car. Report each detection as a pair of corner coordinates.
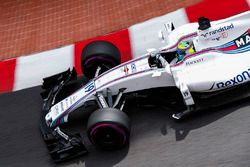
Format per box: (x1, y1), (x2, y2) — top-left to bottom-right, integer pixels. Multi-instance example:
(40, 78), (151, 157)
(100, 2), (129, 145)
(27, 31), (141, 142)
(40, 11), (250, 162)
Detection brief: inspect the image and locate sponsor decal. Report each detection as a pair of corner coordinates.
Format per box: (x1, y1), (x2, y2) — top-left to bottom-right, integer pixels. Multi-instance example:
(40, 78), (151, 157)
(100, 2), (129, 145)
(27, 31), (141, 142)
(69, 97), (73, 105)
(186, 58), (204, 66)
(60, 102), (64, 111)
(73, 95), (77, 101)
(69, 95), (77, 105)
(211, 32), (229, 41)
(211, 37), (220, 41)
(182, 91), (189, 98)
(220, 32), (228, 38)
(200, 23), (234, 39)
(65, 98), (69, 108)
(122, 65), (129, 75)
(131, 63), (137, 73)
(234, 32), (250, 48)
(209, 68), (250, 90)
(54, 105), (59, 115)
(84, 82), (95, 93)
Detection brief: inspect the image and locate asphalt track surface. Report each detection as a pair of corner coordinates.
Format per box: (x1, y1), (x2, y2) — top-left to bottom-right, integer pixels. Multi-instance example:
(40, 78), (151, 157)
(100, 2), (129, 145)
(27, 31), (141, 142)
(0, 85), (250, 167)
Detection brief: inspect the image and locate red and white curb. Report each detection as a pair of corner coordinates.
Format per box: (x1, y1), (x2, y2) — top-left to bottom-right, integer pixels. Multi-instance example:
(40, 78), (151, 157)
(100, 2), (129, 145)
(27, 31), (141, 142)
(0, 0), (249, 93)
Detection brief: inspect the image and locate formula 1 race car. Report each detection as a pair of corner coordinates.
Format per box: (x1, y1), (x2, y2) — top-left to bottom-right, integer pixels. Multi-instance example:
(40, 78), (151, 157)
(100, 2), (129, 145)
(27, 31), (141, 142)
(40, 11), (250, 162)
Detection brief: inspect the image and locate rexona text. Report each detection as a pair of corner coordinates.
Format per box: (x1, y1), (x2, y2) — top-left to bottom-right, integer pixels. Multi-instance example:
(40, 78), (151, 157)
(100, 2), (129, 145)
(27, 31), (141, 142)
(212, 68), (250, 89)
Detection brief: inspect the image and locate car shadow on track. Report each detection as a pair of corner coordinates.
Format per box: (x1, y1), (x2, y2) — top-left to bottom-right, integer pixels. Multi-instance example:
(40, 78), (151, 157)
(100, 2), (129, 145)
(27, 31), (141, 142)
(129, 97), (250, 142)
(61, 96), (250, 167)
(169, 99), (250, 141)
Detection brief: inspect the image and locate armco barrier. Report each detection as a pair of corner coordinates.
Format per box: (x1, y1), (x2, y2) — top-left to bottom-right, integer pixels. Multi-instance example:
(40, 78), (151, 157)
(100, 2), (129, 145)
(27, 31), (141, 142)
(0, 0), (249, 93)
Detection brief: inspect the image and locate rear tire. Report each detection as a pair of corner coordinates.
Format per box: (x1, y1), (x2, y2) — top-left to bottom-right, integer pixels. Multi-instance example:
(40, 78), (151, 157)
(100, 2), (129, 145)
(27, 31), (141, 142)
(87, 108), (130, 150)
(81, 41), (121, 79)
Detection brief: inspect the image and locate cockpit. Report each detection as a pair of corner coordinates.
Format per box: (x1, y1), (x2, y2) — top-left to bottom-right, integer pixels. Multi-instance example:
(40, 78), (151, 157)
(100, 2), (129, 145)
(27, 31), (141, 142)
(176, 40), (196, 62)
(149, 16), (213, 67)
(148, 40), (197, 68)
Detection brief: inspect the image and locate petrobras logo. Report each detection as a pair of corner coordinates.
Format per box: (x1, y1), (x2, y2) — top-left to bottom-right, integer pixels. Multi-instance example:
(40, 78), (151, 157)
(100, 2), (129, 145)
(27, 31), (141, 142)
(234, 32), (250, 48)
(200, 23), (234, 38)
(210, 68), (250, 90)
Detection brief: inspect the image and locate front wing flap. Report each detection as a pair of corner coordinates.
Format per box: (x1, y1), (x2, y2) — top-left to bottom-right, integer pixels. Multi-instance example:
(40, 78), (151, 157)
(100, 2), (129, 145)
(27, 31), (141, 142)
(40, 68), (88, 162)
(42, 129), (88, 162)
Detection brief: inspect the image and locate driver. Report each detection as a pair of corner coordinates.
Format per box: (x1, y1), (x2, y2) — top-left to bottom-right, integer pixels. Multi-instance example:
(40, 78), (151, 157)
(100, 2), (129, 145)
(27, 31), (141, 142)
(176, 41), (195, 62)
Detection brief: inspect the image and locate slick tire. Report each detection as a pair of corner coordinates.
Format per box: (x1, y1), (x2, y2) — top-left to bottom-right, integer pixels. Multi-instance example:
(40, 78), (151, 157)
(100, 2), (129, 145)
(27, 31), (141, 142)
(87, 108), (130, 150)
(81, 41), (121, 79)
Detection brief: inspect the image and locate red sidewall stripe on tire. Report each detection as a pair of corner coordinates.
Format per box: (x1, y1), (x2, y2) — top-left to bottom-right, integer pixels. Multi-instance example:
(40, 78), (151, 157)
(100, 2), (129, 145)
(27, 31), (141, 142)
(88, 123), (128, 146)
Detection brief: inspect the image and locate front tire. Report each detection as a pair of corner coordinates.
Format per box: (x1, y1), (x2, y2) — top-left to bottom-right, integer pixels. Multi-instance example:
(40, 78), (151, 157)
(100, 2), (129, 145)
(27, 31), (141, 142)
(87, 108), (130, 150)
(81, 41), (121, 79)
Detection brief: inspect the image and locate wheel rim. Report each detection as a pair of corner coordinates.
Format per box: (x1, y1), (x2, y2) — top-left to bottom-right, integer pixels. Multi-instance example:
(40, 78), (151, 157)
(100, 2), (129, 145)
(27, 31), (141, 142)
(89, 123), (128, 150)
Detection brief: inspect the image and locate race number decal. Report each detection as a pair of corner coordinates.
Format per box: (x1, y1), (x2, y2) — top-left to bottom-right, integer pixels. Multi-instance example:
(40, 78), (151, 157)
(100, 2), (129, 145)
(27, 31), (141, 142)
(84, 81), (95, 93)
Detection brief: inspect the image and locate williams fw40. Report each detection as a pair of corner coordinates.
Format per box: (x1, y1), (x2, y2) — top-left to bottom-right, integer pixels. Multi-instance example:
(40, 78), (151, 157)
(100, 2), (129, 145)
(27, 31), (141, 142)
(40, 11), (250, 162)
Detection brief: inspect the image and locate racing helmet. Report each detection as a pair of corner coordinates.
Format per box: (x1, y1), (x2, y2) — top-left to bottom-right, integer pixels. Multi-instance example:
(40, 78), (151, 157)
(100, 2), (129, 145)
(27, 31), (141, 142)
(177, 41), (195, 56)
